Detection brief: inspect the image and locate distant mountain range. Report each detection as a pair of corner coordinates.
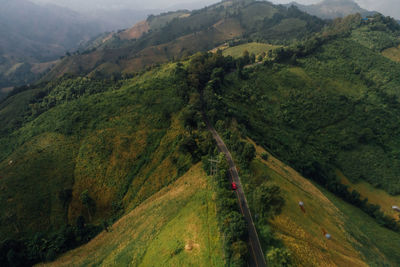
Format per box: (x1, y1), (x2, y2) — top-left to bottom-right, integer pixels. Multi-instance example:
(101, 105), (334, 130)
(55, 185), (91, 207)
(0, 0), (105, 95)
(0, 0), (218, 99)
(285, 0), (376, 19)
(30, 0), (216, 31)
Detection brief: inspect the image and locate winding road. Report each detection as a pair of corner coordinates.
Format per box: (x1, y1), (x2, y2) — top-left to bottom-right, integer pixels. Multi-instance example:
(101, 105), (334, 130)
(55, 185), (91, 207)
(205, 118), (267, 267)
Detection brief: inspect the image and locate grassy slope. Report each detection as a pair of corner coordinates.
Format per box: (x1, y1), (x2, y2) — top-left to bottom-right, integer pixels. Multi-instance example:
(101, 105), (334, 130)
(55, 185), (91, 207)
(0, 133), (78, 237)
(382, 45), (400, 62)
(222, 43), (279, 58)
(245, 143), (400, 266)
(339, 171), (400, 220)
(37, 164), (225, 267)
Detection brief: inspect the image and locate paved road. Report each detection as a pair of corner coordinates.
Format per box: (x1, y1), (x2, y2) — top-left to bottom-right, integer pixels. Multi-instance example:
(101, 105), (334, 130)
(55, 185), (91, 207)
(205, 118), (267, 267)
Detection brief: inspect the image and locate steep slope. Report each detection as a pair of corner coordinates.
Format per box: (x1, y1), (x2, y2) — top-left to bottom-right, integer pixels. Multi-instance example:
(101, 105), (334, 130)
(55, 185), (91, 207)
(217, 14), (400, 195)
(246, 144), (400, 266)
(0, 63), (196, 242)
(37, 164), (225, 267)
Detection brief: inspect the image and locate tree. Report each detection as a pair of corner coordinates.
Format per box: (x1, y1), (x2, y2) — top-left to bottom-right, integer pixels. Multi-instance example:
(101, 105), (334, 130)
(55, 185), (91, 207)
(242, 50), (250, 65)
(266, 247), (292, 267)
(223, 211), (247, 242)
(250, 53), (256, 64)
(80, 190), (94, 222)
(58, 189), (72, 208)
(102, 220), (110, 232)
(242, 143), (256, 164)
(253, 183), (285, 220)
(231, 240), (248, 266)
(75, 215), (86, 241)
(182, 107), (199, 131)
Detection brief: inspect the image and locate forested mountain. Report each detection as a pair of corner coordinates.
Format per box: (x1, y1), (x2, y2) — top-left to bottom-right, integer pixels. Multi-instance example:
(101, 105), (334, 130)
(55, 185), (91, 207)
(1, 0), (400, 266)
(287, 0), (376, 19)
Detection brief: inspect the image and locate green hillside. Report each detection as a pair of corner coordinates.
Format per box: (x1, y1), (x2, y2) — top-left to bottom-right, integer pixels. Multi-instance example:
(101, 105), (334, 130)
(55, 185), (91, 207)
(2, 4), (400, 267)
(0, 50), (254, 265)
(214, 14), (400, 196)
(247, 144), (400, 266)
(0, 64), (187, 238)
(0, 61), (220, 265)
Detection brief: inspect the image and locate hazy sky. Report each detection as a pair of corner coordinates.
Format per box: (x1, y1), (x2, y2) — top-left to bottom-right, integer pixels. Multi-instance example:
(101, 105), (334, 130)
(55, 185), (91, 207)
(31, 0), (400, 19)
(31, 0), (216, 10)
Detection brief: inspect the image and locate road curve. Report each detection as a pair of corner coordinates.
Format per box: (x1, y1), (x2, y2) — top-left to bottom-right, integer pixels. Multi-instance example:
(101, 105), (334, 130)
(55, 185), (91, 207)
(205, 118), (267, 267)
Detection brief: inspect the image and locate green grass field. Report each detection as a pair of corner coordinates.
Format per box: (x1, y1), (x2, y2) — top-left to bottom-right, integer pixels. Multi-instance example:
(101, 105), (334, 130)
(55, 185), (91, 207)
(382, 45), (400, 62)
(222, 43), (279, 58)
(37, 164), (225, 267)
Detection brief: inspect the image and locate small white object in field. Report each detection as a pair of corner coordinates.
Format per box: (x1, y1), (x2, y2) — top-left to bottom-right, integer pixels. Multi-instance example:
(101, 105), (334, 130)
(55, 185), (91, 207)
(392, 206), (400, 212)
(325, 233), (331, 240)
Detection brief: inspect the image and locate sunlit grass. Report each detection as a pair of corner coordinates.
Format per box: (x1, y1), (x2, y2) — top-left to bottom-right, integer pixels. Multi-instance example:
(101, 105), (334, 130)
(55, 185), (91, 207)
(222, 43), (280, 58)
(241, 142), (400, 266)
(38, 164), (225, 267)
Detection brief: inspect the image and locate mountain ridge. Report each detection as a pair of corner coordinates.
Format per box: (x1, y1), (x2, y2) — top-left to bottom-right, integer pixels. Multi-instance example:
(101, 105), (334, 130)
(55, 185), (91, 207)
(40, 0), (325, 82)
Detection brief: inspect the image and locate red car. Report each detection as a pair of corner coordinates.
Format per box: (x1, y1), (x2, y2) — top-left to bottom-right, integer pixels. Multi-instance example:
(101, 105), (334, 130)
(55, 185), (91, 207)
(231, 182), (238, 190)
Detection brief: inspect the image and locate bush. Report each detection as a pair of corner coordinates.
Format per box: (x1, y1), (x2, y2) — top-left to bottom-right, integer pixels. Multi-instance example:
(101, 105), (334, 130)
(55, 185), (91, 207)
(223, 211), (247, 243)
(261, 152), (269, 161)
(231, 240), (248, 266)
(266, 247), (292, 267)
(253, 183), (285, 220)
(242, 143), (256, 164)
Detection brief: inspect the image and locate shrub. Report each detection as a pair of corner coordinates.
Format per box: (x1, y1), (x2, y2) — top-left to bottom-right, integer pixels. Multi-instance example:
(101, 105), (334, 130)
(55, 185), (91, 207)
(253, 183), (285, 220)
(261, 152), (269, 161)
(266, 247), (292, 267)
